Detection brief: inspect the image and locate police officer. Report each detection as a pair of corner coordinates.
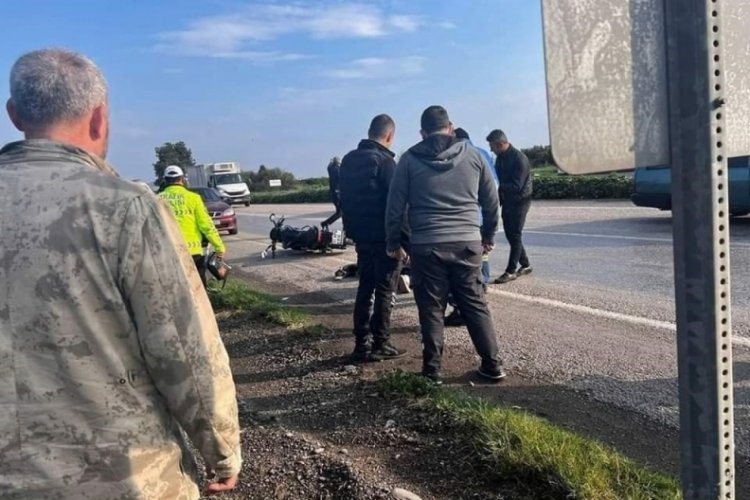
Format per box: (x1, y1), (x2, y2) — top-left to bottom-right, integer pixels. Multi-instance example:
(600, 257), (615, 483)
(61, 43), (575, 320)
(159, 165), (227, 287)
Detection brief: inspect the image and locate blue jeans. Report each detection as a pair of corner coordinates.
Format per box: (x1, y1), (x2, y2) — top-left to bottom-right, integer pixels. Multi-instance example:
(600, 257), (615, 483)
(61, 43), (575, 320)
(481, 259), (491, 284)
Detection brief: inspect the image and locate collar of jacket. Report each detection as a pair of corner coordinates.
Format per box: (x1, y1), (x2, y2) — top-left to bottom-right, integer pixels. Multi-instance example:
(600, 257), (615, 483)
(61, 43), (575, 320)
(499, 144), (516, 158)
(357, 139), (395, 157)
(0, 139), (120, 177)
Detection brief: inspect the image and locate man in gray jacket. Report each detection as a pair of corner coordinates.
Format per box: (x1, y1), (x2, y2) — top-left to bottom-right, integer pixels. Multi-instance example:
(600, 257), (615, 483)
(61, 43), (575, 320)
(385, 105), (505, 384)
(0, 49), (240, 499)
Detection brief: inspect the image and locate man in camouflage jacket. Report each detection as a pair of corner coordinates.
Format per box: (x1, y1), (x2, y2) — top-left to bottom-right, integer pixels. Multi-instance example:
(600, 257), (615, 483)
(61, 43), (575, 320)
(0, 49), (241, 499)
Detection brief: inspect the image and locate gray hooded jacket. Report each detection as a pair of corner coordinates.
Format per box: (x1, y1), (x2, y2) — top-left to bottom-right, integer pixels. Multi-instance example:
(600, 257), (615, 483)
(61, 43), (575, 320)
(385, 134), (500, 251)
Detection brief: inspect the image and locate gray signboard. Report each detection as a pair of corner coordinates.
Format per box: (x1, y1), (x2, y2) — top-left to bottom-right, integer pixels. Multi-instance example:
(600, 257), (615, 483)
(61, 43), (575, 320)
(542, 0), (750, 174)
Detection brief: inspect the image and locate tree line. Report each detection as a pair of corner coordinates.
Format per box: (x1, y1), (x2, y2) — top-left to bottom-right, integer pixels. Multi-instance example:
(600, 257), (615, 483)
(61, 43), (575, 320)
(151, 142), (554, 190)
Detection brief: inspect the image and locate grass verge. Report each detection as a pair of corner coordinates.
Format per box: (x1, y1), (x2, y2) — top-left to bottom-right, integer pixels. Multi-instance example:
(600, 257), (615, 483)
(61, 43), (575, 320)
(208, 279), (326, 337)
(379, 370), (680, 500)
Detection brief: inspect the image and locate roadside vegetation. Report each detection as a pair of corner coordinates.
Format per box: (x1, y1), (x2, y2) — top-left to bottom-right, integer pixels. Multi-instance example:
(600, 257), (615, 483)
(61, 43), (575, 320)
(249, 171), (634, 204)
(207, 279), (326, 337)
(379, 370), (681, 500)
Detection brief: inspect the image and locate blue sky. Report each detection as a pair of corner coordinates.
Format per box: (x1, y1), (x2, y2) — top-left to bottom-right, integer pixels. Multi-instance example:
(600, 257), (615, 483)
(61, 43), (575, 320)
(0, 0), (549, 180)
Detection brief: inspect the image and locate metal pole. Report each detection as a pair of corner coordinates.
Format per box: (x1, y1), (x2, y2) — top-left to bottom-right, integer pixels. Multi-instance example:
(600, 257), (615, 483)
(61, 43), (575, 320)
(665, 0), (735, 497)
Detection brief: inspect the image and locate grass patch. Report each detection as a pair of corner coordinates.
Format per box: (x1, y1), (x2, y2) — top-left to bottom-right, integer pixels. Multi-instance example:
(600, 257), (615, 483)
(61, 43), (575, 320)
(378, 371), (680, 500)
(208, 279), (325, 335)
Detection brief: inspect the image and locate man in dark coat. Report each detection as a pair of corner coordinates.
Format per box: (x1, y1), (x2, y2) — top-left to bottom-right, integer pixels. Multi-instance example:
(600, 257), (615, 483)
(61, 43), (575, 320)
(486, 129), (533, 283)
(339, 114), (407, 362)
(321, 157), (342, 228)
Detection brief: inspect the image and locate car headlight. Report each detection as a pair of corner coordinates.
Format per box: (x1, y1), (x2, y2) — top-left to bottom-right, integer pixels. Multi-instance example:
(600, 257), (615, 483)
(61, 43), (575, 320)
(222, 208), (235, 217)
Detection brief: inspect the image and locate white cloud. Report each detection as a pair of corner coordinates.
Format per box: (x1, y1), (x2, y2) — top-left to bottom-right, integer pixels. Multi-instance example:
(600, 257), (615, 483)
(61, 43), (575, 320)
(438, 21), (458, 30)
(155, 3), (424, 60)
(389, 15), (422, 32)
(325, 56), (425, 79)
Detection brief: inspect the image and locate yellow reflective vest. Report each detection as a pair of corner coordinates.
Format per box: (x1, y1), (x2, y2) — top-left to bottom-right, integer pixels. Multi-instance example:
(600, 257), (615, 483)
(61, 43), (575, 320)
(159, 184), (226, 255)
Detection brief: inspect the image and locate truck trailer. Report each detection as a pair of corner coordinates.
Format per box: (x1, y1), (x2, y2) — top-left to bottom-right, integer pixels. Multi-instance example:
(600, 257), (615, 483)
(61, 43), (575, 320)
(185, 162), (252, 206)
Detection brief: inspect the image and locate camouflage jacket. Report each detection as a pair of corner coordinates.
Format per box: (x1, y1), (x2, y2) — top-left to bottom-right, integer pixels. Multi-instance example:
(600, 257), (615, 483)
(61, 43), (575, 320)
(0, 140), (241, 499)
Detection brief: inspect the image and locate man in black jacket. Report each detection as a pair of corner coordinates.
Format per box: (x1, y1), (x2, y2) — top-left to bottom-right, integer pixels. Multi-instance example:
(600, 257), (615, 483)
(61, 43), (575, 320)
(486, 129), (533, 284)
(386, 106), (505, 384)
(321, 157), (342, 228)
(340, 114), (406, 362)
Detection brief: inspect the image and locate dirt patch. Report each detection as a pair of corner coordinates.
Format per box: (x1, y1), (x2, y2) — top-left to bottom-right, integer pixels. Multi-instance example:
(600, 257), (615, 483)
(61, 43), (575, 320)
(212, 314), (533, 499)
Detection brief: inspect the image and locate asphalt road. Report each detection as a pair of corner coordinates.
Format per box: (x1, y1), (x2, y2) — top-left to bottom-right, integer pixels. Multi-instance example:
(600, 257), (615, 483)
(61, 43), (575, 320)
(223, 200), (750, 457)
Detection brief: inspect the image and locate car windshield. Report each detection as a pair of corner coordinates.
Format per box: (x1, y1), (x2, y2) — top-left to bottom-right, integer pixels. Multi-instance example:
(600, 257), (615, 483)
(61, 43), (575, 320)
(212, 174), (242, 185)
(191, 188), (222, 202)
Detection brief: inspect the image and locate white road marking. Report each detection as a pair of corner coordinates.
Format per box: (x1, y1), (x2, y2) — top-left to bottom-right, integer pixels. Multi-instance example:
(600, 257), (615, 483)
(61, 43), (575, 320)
(237, 216), (750, 248)
(525, 229), (672, 243)
(229, 229), (750, 347)
(487, 287), (750, 348)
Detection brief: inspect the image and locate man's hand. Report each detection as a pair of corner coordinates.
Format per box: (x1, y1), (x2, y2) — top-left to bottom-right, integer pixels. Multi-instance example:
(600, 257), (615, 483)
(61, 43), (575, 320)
(205, 472), (239, 495)
(216, 251), (226, 259)
(387, 247), (408, 262)
(482, 242), (495, 254)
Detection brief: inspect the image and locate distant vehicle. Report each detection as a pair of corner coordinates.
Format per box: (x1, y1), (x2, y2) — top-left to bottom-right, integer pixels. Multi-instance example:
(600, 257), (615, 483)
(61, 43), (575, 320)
(185, 162), (251, 206)
(632, 156), (750, 216)
(190, 187), (238, 235)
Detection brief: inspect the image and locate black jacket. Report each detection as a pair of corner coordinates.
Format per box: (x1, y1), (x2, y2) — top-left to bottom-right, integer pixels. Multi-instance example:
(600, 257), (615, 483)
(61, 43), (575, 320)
(340, 140), (398, 244)
(327, 161), (341, 205)
(495, 145), (532, 202)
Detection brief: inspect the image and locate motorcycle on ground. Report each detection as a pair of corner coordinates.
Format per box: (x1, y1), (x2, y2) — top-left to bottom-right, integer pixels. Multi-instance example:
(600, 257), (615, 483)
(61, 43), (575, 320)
(261, 213), (348, 259)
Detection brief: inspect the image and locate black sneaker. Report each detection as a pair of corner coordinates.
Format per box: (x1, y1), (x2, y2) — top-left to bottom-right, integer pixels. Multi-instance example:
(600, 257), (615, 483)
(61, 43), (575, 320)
(493, 272), (517, 284)
(517, 266), (533, 276)
(370, 342), (406, 361)
(350, 344), (371, 363)
(444, 309), (465, 327)
(421, 371), (443, 385)
(477, 366), (507, 382)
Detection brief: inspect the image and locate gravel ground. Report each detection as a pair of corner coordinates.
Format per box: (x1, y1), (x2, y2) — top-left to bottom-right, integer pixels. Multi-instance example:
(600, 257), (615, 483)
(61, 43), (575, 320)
(199, 311), (537, 500)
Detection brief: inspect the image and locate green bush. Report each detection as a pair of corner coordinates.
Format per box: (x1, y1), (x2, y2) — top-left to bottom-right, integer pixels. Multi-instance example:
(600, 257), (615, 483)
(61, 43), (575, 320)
(249, 175), (633, 204)
(298, 176), (330, 187)
(532, 174), (633, 200)
(251, 187), (330, 204)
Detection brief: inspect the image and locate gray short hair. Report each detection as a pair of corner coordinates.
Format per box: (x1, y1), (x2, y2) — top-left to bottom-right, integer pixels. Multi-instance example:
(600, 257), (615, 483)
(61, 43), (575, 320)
(486, 129), (508, 144)
(9, 48), (108, 130)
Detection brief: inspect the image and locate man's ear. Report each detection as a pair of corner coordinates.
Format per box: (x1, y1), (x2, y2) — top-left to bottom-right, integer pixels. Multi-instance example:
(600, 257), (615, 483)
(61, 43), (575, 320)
(89, 104), (107, 141)
(6, 99), (23, 132)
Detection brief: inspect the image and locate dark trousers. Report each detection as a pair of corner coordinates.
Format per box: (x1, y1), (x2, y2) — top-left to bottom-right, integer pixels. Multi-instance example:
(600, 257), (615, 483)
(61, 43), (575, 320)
(502, 198), (531, 274)
(410, 242), (501, 374)
(193, 255), (207, 287)
(322, 201), (342, 227)
(353, 242), (402, 346)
